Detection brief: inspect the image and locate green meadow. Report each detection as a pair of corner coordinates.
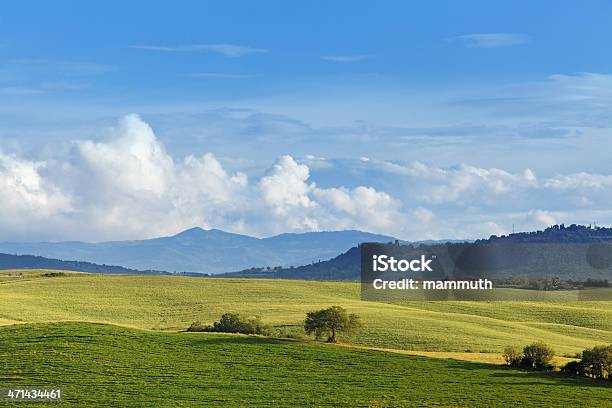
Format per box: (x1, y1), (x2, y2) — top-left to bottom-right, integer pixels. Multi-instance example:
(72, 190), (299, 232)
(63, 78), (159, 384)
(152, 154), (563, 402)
(1, 272), (610, 355)
(0, 271), (610, 406)
(1, 323), (610, 407)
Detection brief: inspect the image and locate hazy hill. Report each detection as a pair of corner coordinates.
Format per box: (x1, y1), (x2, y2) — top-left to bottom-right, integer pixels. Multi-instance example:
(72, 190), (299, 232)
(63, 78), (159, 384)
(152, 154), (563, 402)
(221, 225), (612, 281)
(0, 253), (169, 275)
(219, 246), (361, 280)
(0, 228), (396, 274)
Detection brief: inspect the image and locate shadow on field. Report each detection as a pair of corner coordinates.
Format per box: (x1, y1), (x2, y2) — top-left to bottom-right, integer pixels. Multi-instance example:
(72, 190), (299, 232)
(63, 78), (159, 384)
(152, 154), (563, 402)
(488, 371), (612, 389)
(186, 333), (300, 347)
(446, 359), (612, 389)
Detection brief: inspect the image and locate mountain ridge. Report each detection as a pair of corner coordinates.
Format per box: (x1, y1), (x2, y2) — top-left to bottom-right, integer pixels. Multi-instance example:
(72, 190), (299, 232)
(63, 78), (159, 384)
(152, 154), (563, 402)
(0, 228), (398, 274)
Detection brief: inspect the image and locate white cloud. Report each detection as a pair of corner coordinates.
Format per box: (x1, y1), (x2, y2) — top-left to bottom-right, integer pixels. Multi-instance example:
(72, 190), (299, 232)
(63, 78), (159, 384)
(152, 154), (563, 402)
(188, 44), (268, 57)
(314, 186), (403, 229)
(185, 73), (255, 79)
(0, 153), (71, 222)
(130, 44), (268, 57)
(2, 115), (612, 242)
(77, 114), (174, 196)
(544, 172), (612, 190)
(0, 116), (414, 240)
(376, 160), (538, 204)
(260, 155), (317, 220)
(449, 33), (529, 48)
(321, 55), (370, 62)
(527, 209), (561, 227)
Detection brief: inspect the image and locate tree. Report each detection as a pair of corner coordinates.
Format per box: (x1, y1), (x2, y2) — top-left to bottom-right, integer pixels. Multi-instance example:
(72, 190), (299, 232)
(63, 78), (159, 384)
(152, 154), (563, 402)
(502, 346), (523, 367)
(187, 313), (271, 336)
(581, 344), (612, 380)
(304, 306), (361, 343)
(521, 342), (555, 369)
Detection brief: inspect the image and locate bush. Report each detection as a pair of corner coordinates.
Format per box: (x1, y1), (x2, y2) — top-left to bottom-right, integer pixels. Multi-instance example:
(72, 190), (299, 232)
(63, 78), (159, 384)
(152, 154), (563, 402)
(186, 321), (208, 332)
(275, 326), (307, 340)
(521, 342), (555, 370)
(560, 360), (586, 376)
(580, 344), (612, 380)
(502, 347), (523, 367)
(186, 313), (272, 336)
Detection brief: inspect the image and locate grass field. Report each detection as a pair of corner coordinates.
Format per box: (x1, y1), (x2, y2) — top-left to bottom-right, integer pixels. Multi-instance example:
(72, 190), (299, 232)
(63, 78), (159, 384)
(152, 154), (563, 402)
(0, 272), (610, 356)
(1, 322), (610, 407)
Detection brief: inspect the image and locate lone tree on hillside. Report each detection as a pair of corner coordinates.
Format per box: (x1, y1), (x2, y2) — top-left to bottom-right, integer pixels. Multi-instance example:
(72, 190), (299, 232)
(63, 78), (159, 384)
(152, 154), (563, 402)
(304, 306), (361, 343)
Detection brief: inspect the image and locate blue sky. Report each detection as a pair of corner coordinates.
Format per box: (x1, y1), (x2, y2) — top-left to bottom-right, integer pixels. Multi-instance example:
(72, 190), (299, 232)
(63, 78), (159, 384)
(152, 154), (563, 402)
(1, 1), (612, 241)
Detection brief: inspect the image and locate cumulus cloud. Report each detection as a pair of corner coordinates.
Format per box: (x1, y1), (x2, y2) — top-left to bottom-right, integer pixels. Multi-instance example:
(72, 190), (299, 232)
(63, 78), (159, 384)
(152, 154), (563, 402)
(0, 152), (71, 225)
(0, 115), (420, 240)
(77, 114), (174, 196)
(258, 156), (407, 234)
(1, 115), (611, 242)
(374, 160), (538, 204)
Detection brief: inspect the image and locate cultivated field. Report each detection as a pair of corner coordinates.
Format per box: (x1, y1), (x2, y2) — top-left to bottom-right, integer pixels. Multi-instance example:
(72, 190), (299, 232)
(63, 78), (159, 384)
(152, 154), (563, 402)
(0, 272), (610, 355)
(0, 271), (610, 406)
(1, 322), (610, 407)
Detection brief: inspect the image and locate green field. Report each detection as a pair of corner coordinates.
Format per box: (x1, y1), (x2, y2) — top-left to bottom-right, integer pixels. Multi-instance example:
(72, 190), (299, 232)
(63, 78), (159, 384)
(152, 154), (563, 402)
(1, 272), (610, 355)
(1, 322), (610, 407)
(0, 272), (610, 406)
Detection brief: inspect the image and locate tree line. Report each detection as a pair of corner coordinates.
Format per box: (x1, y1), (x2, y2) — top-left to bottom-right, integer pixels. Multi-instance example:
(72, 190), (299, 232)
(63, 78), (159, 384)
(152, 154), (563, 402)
(504, 342), (611, 380)
(187, 305), (360, 344)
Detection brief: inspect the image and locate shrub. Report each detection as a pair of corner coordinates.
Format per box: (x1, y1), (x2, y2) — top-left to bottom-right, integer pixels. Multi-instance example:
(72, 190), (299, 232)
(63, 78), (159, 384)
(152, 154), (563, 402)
(186, 321), (208, 332)
(580, 344), (612, 380)
(502, 346), (523, 367)
(560, 360), (586, 377)
(240, 315), (273, 336)
(187, 313), (272, 336)
(276, 326), (307, 340)
(521, 342), (555, 370)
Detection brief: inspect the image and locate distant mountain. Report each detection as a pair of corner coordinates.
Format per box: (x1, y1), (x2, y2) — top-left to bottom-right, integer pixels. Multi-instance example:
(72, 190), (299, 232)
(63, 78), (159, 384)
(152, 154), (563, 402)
(0, 228), (396, 274)
(0, 253), (171, 275)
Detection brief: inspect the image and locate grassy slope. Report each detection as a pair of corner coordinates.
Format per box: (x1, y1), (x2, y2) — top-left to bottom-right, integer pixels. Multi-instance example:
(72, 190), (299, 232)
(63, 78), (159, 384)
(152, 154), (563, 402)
(0, 274), (610, 355)
(1, 322), (610, 407)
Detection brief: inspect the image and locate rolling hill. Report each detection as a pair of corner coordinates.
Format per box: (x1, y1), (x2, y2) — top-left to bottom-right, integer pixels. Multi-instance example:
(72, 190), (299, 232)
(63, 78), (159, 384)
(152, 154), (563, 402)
(222, 225), (612, 281)
(1, 272), (610, 355)
(2, 322), (609, 407)
(0, 253), (169, 275)
(0, 228), (396, 273)
(1, 272), (610, 406)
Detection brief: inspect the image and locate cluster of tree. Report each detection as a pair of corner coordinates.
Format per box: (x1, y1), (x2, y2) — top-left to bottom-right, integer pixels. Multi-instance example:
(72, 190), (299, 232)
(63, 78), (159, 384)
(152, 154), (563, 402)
(304, 306), (361, 343)
(484, 224), (612, 243)
(187, 313), (272, 336)
(494, 276), (610, 291)
(503, 342), (556, 370)
(560, 344), (612, 380)
(187, 307), (363, 343)
(504, 342), (612, 381)
(216, 247), (361, 281)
